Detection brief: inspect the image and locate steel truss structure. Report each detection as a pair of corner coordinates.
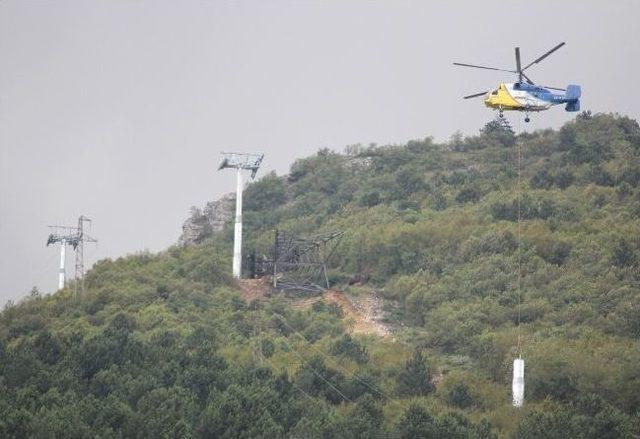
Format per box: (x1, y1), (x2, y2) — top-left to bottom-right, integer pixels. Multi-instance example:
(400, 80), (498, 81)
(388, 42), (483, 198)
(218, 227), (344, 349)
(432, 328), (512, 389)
(252, 229), (343, 293)
(46, 215), (97, 297)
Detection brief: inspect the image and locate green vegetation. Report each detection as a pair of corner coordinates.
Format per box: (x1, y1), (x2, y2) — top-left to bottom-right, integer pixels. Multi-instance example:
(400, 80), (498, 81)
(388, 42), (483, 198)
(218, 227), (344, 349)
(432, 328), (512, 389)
(2, 112), (640, 437)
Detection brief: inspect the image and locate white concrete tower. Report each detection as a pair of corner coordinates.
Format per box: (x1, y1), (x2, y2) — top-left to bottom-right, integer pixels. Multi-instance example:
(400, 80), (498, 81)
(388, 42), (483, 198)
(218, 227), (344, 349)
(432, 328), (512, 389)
(218, 152), (264, 279)
(233, 168), (243, 278)
(48, 228), (75, 290)
(58, 238), (66, 289)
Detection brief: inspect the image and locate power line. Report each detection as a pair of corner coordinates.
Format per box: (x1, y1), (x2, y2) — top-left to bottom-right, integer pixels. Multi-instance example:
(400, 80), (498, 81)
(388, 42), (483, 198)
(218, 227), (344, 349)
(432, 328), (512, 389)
(262, 354), (330, 403)
(275, 331), (353, 403)
(272, 313), (391, 401)
(251, 310), (353, 403)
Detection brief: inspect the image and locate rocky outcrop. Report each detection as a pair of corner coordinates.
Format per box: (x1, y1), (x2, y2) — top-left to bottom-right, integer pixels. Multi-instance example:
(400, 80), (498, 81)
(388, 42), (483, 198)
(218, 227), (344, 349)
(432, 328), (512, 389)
(179, 193), (234, 245)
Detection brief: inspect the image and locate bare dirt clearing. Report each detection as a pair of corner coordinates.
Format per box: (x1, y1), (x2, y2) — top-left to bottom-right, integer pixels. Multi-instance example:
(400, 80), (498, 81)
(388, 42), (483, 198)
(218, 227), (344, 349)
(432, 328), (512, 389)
(238, 278), (271, 302)
(238, 279), (391, 338)
(319, 290), (389, 337)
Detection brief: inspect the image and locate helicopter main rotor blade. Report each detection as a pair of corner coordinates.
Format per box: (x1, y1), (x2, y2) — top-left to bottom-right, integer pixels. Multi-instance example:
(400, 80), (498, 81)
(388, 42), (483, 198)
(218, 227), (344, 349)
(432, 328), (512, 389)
(522, 42), (566, 71)
(453, 62), (515, 73)
(463, 91), (489, 99)
(521, 72), (535, 85)
(521, 72), (565, 90)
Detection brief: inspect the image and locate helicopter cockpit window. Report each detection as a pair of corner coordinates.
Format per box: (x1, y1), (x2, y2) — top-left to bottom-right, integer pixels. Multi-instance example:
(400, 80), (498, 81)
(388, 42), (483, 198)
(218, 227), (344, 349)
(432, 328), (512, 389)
(491, 89), (498, 95)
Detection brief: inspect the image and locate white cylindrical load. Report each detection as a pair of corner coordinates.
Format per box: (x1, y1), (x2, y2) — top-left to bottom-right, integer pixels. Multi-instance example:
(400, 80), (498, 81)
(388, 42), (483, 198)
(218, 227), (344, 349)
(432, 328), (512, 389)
(232, 168), (243, 279)
(512, 358), (525, 407)
(58, 239), (66, 290)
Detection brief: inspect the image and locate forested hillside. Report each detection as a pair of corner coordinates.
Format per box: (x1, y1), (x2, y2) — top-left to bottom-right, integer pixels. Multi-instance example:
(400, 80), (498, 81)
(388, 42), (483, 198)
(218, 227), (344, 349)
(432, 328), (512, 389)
(2, 112), (639, 438)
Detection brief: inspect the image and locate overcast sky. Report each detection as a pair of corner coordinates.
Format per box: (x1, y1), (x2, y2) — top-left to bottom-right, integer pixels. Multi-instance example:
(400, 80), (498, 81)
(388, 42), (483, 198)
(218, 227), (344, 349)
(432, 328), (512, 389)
(1, 1), (639, 304)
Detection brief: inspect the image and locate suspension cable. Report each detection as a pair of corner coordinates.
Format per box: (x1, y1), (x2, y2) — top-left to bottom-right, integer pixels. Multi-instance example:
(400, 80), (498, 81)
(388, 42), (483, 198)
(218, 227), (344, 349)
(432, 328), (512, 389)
(516, 121), (523, 357)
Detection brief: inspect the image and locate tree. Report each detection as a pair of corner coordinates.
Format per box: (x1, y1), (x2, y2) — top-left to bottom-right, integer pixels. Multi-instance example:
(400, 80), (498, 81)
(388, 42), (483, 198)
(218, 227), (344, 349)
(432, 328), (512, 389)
(516, 409), (576, 439)
(31, 330), (61, 365)
(397, 404), (438, 438)
(196, 384), (284, 438)
(531, 169), (554, 189)
(295, 356), (347, 404)
(346, 395), (383, 438)
(244, 171), (288, 212)
(446, 382), (474, 409)
(135, 386), (197, 438)
(611, 238), (637, 268)
(455, 187), (481, 204)
(395, 167), (427, 198)
(516, 395), (637, 439)
(396, 348), (435, 397)
(330, 334), (368, 364)
(480, 118), (516, 148)
(260, 338), (275, 358)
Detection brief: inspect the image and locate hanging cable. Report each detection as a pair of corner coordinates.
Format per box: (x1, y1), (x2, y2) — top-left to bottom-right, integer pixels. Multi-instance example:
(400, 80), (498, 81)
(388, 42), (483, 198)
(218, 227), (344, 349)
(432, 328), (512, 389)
(516, 126), (523, 356)
(261, 355), (318, 403)
(273, 313), (392, 401)
(250, 309), (354, 403)
(276, 330), (354, 403)
(512, 115), (525, 408)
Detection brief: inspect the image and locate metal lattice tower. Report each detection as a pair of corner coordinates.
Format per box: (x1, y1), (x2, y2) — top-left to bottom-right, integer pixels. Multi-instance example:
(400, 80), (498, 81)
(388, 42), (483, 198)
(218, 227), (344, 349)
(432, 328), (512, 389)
(74, 216), (97, 296)
(217, 152), (264, 279)
(252, 229), (343, 293)
(46, 215), (97, 297)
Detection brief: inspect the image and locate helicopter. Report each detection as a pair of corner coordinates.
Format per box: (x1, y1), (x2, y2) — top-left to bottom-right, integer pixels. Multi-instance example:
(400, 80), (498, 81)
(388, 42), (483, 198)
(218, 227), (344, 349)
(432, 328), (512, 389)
(454, 42), (581, 122)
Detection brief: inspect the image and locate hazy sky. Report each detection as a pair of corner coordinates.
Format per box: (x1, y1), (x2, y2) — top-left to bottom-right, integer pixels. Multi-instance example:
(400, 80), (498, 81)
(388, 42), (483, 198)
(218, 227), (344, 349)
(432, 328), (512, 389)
(1, 1), (639, 304)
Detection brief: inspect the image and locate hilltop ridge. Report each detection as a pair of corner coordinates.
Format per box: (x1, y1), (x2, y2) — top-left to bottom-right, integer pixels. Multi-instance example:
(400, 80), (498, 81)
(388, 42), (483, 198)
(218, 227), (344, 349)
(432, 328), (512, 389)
(2, 112), (640, 438)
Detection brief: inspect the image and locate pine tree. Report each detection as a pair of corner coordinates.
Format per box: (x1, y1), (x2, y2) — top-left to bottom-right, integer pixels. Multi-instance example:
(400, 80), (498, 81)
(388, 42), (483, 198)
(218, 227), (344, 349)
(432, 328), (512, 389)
(396, 348), (435, 397)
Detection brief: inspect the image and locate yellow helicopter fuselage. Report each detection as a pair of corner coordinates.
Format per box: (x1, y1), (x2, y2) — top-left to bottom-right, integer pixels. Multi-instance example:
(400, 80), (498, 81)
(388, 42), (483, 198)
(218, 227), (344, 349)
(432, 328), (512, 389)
(484, 83), (525, 110)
